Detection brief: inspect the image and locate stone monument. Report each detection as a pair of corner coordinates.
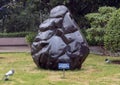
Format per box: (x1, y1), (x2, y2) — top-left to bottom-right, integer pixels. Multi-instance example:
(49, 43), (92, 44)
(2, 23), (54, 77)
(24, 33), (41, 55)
(31, 5), (89, 70)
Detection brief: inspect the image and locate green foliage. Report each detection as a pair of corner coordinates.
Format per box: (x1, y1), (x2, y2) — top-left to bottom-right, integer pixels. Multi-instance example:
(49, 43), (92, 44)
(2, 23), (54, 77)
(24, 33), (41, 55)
(104, 9), (120, 52)
(85, 13), (102, 28)
(0, 32), (32, 38)
(85, 6), (116, 46)
(0, 0), (43, 33)
(86, 28), (104, 45)
(1, 0), (120, 33)
(25, 32), (36, 45)
(86, 6), (116, 28)
(49, 0), (69, 6)
(98, 6), (116, 14)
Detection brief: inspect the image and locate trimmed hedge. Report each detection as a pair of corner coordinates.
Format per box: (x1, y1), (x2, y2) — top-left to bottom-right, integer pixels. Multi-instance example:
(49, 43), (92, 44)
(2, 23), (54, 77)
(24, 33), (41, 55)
(0, 32), (33, 38)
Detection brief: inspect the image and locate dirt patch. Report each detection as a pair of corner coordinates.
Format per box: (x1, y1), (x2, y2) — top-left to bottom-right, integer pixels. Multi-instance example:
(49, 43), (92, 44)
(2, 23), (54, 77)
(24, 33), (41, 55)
(0, 57), (5, 59)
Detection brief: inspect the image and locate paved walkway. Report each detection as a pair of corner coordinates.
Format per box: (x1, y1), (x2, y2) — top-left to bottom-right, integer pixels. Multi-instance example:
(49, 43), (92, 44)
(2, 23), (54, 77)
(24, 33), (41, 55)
(0, 37), (30, 52)
(0, 38), (27, 46)
(0, 46), (30, 52)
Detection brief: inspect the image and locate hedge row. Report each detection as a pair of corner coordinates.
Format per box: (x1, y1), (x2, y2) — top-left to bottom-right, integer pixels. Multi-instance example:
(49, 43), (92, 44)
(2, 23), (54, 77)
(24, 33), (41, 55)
(0, 32), (34, 38)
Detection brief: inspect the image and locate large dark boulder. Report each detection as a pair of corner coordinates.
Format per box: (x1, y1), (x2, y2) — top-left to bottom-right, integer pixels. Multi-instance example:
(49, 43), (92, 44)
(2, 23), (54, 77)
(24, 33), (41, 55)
(31, 5), (89, 70)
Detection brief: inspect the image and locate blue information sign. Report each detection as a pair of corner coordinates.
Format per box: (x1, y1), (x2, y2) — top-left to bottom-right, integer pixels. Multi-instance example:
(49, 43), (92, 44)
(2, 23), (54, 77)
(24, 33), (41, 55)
(58, 63), (70, 69)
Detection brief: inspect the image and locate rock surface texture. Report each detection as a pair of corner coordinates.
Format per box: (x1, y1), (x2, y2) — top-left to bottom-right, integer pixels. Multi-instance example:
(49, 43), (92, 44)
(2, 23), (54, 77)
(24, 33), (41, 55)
(31, 5), (89, 70)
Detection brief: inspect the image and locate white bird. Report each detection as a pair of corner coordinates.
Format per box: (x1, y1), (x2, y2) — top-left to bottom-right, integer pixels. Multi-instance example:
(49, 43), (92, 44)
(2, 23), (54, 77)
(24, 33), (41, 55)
(105, 58), (111, 64)
(3, 69), (15, 81)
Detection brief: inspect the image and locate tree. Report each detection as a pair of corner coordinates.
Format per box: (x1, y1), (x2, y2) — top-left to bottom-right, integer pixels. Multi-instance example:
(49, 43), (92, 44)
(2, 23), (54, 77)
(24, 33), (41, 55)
(1, 0), (120, 33)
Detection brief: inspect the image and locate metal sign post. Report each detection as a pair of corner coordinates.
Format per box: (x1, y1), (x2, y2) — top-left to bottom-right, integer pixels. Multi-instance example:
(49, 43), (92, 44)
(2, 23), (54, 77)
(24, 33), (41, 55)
(58, 63), (70, 78)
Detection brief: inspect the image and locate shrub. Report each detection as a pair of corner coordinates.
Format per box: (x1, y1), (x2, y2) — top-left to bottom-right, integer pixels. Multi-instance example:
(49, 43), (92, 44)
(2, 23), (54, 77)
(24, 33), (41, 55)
(98, 6), (116, 14)
(85, 6), (116, 46)
(104, 9), (120, 52)
(25, 32), (36, 45)
(86, 27), (104, 46)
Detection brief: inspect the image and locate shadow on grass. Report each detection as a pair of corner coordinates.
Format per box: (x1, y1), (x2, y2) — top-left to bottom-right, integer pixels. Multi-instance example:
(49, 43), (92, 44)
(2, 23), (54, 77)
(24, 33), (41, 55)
(111, 60), (120, 64)
(33, 66), (85, 73)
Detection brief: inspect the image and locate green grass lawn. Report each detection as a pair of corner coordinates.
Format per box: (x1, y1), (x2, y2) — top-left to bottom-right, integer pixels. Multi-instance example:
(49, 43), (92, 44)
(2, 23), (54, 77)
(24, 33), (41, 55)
(0, 52), (120, 85)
